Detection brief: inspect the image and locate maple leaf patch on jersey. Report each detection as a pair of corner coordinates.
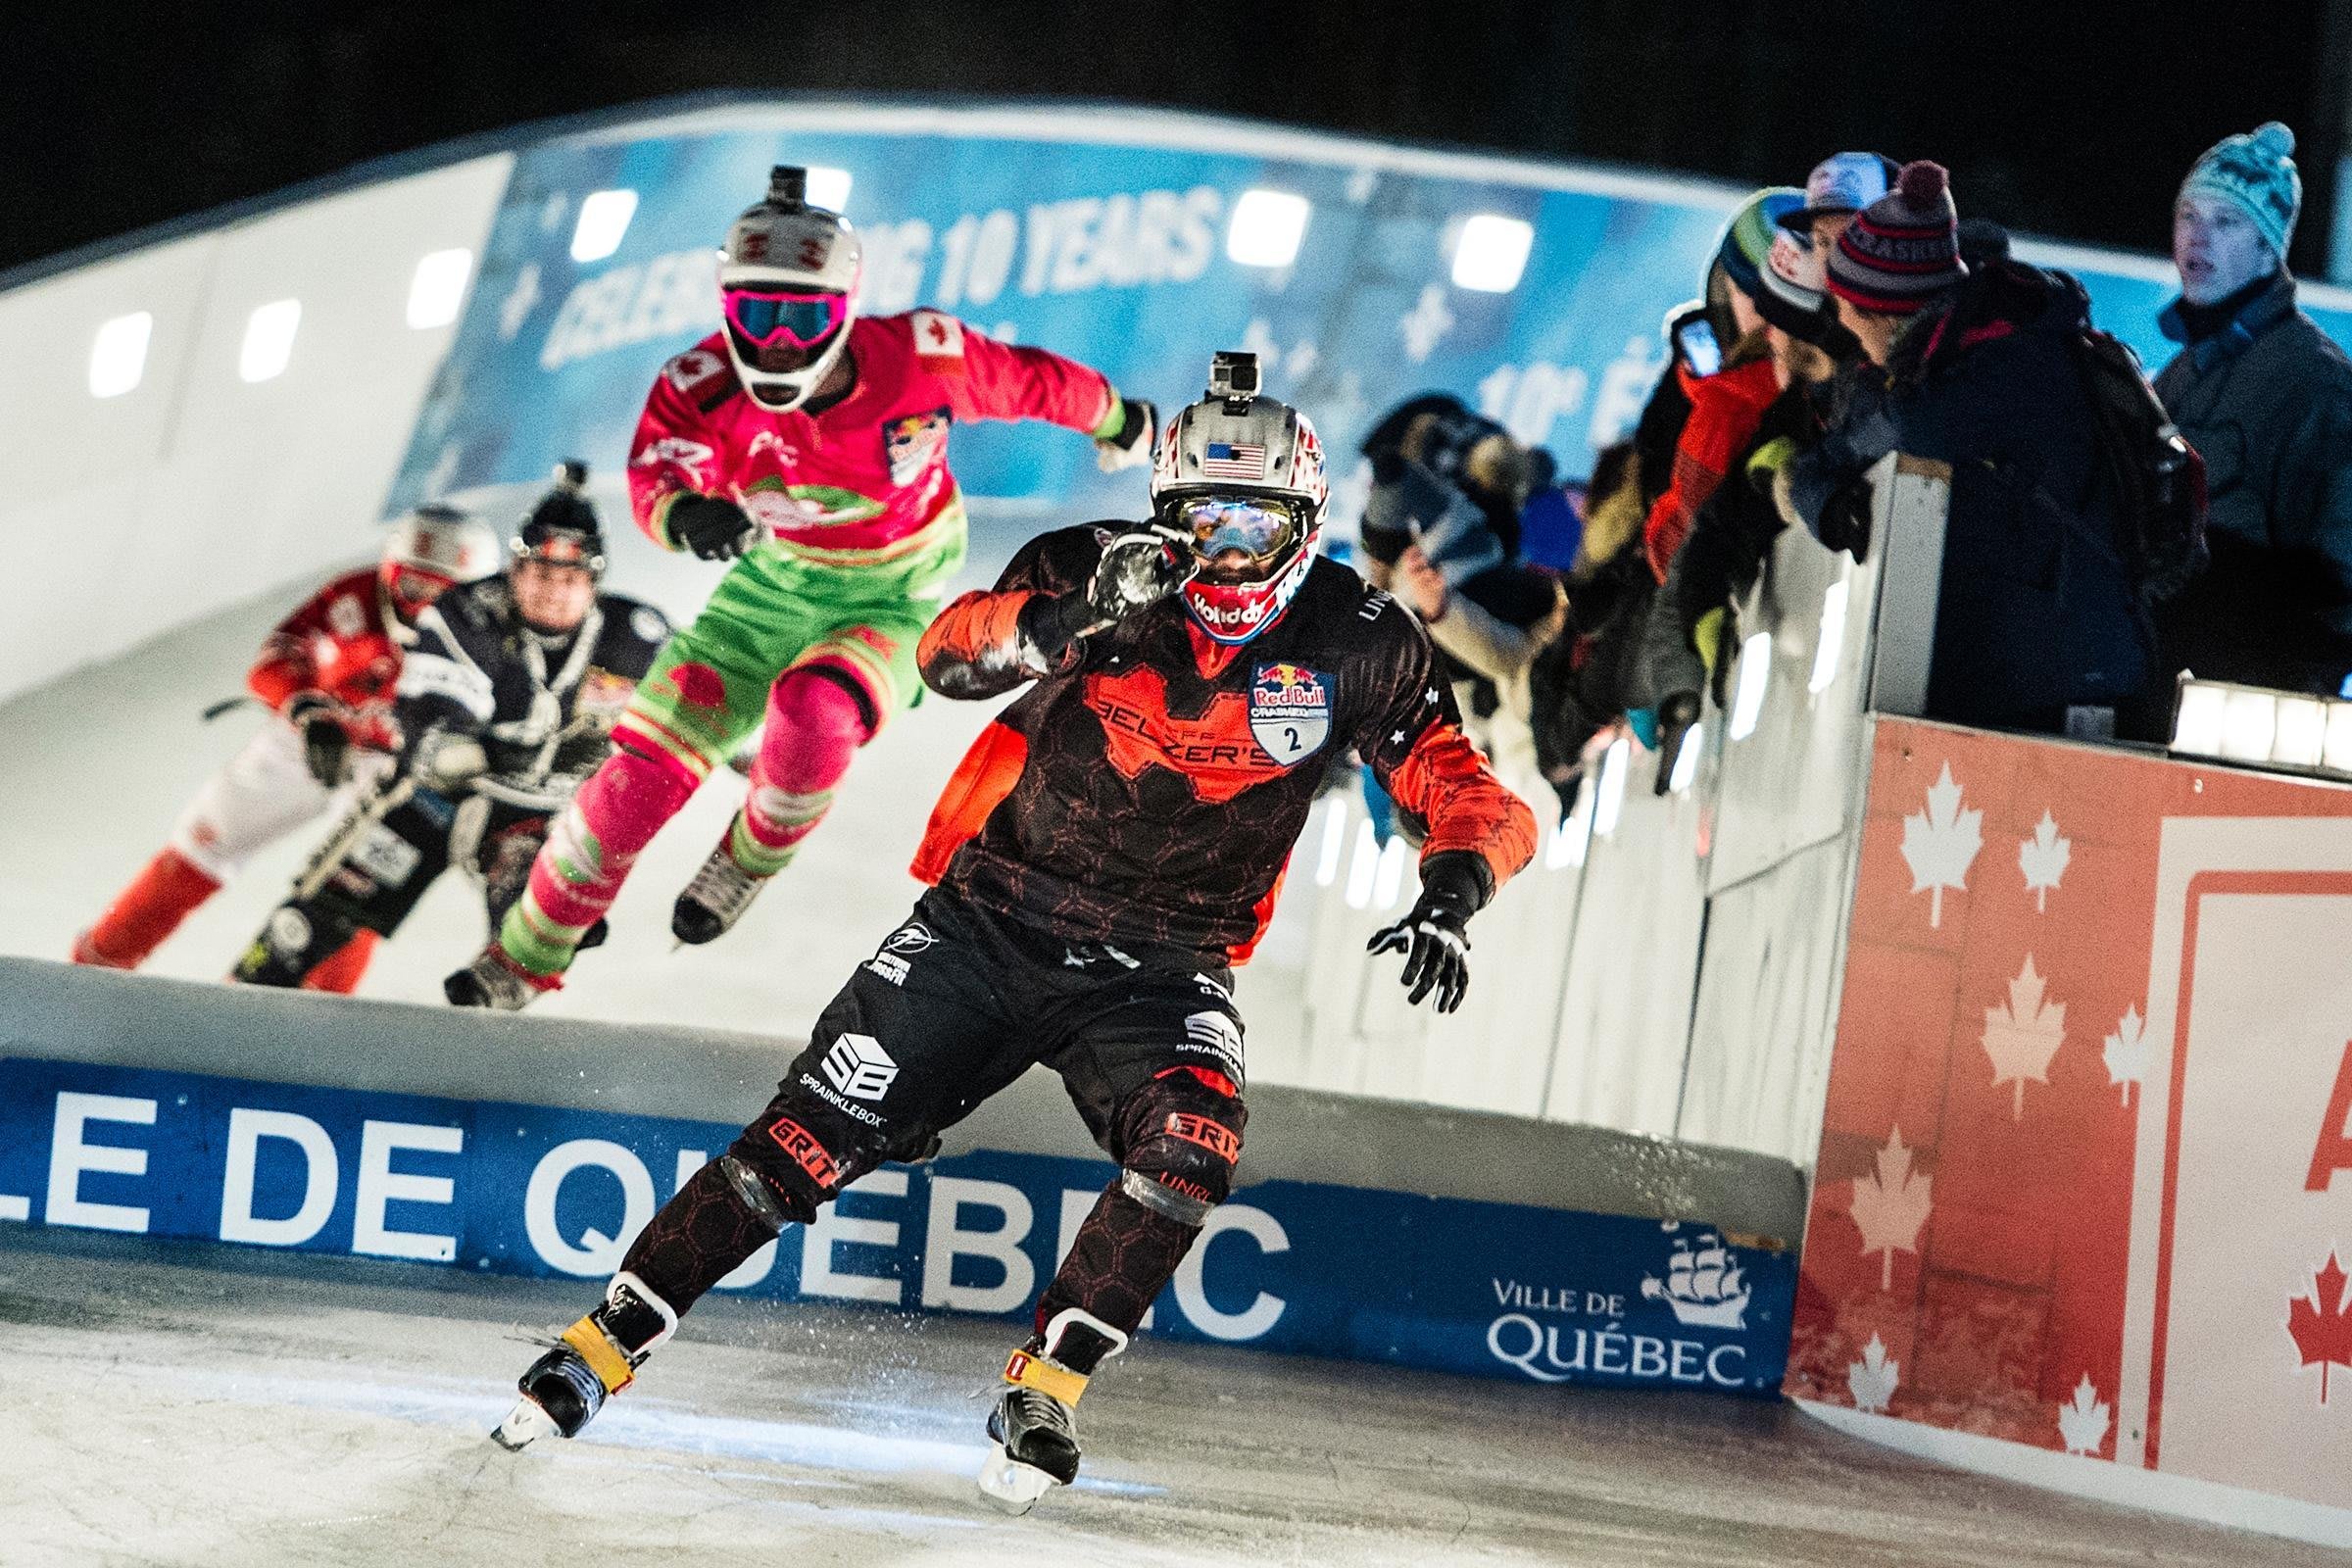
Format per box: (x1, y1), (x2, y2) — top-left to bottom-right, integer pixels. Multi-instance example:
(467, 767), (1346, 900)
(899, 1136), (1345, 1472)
(883, 406), (952, 486)
(664, 347), (728, 393)
(909, 310), (965, 371)
(1248, 662), (1331, 766)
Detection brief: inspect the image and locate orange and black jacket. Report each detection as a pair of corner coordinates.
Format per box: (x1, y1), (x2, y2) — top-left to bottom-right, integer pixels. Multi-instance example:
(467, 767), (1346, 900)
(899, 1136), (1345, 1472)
(913, 524), (1538, 964)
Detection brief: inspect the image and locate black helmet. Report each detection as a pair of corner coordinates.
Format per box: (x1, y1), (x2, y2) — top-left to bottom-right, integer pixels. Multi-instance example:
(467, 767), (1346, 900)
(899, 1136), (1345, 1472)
(513, 460), (607, 578)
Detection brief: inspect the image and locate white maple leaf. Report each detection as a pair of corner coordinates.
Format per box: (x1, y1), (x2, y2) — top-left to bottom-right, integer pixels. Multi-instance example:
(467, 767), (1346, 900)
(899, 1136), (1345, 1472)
(1398, 283), (1456, 363)
(2056, 1373), (2111, 1456)
(2102, 1005), (2149, 1109)
(1901, 763), (1983, 929)
(1983, 955), (2067, 1119)
(1847, 1333), (1899, 1413)
(1848, 1128), (1934, 1292)
(2018, 810), (2071, 914)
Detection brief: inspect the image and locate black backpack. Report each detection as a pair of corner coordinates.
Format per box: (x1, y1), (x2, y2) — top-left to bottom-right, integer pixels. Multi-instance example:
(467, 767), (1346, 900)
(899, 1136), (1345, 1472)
(2070, 326), (2209, 604)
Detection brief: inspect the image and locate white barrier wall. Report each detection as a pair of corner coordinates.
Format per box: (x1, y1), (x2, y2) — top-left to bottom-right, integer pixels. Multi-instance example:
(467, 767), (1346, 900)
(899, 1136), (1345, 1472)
(0, 156), (513, 705)
(1290, 457), (1949, 1168)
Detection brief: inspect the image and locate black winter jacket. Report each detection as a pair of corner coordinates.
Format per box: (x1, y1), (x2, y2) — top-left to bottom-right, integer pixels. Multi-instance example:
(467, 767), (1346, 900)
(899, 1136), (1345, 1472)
(1787, 261), (2152, 732)
(2154, 272), (2352, 694)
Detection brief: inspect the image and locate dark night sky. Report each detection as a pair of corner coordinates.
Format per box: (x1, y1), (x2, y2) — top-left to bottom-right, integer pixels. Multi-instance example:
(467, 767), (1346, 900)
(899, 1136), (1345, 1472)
(9, 2), (2340, 277)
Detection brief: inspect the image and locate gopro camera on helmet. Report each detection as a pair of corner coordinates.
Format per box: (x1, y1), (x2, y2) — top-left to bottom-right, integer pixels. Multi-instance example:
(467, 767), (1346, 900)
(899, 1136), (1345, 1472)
(1209, 351), (1260, 410)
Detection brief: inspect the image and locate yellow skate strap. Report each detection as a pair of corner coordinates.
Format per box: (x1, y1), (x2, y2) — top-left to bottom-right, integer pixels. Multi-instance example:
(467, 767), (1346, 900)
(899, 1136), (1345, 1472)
(562, 1318), (636, 1394)
(1003, 1349), (1089, 1406)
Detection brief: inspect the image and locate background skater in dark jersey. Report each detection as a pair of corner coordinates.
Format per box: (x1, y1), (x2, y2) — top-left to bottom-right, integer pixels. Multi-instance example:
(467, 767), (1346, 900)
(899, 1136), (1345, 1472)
(488, 356), (1538, 1513)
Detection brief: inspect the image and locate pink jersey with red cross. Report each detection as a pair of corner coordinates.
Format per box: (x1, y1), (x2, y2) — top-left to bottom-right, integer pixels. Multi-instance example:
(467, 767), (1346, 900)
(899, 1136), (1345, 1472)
(626, 310), (1117, 566)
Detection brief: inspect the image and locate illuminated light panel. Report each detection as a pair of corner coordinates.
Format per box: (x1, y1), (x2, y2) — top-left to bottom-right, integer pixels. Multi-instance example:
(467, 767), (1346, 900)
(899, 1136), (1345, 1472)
(87, 311), (152, 398)
(1312, 796), (1348, 887)
(806, 167), (854, 212)
(1545, 790), (1593, 870)
(1226, 189), (1310, 269)
(2327, 702), (2352, 771)
(405, 249), (474, 329)
(1809, 577), (1849, 694)
(1729, 632), (1773, 740)
(2275, 697), (2327, 767)
(570, 188), (639, 263)
(1450, 214), (1535, 293)
(1669, 721), (1705, 794)
(1343, 818), (1380, 910)
(238, 299), (302, 383)
(2171, 681), (2226, 757)
(1373, 835), (1410, 911)
(2219, 687), (2277, 763)
(1593, 737), (1631, 838)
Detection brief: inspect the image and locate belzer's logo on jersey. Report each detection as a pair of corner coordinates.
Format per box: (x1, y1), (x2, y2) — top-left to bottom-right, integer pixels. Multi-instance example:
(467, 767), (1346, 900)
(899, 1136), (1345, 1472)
(1249, 662), (1331, 765)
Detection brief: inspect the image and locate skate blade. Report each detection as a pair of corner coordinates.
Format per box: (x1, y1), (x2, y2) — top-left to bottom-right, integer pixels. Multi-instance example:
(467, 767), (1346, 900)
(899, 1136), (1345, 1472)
(976, 1440), (1059, 1515)
(490, 1393), (560, 1450)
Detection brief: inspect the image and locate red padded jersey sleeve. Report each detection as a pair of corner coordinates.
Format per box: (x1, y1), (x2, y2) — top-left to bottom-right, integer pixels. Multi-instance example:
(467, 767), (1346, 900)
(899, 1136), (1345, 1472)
(918, 525), (1105, 700)
(1354, 597), (1538, 897)
(909, 311), (1119, 435)
(247, 567), (380, 713)
(625, 340), (736, 551)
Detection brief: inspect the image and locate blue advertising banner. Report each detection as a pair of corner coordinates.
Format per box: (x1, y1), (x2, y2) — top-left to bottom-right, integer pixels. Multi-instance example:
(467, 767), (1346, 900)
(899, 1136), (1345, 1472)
(386, 117), (1735, 553)
(0, 1055), (1793, 1396)
(389, 107), (2352, 571)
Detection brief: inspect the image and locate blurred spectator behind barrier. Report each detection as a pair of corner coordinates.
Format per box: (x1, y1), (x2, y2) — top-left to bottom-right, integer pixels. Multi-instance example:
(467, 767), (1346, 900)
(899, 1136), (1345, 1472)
(2154, 122), (2352, 698)
(1523, 188), (1810, 794)
(1640, 189), (1863, 784)
(1357, 397), (1563, 793)
(1781, 162), (2154, 736)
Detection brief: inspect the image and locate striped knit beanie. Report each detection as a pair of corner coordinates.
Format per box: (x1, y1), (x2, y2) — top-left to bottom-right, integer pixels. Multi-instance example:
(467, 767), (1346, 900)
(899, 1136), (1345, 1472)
(2179, 122), (2300, 260)
(1828, 161), (1966, 316)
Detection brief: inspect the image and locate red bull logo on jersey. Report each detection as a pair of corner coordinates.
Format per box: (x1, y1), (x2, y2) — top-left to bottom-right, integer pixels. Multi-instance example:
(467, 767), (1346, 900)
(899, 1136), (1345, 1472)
(882, 407), (951, 486)
(1249, 662), (1331, 765)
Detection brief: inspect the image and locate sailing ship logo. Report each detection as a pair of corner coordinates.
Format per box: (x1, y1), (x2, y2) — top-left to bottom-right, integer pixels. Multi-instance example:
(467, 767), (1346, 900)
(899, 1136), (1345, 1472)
(1641, 1228), (1750, 1331)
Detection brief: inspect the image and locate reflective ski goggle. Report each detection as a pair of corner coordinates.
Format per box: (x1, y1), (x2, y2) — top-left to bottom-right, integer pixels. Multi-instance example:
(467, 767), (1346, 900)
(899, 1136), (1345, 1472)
(1172, 496), (1300, 571)
(723, 287), (849, 350)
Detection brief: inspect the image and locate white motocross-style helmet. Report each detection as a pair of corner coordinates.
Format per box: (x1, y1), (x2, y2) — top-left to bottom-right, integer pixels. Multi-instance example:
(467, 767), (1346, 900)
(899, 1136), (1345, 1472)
(379, 503), (500, 618)
(1150, 352), (1330, 645)
(717, 166), (864, 412)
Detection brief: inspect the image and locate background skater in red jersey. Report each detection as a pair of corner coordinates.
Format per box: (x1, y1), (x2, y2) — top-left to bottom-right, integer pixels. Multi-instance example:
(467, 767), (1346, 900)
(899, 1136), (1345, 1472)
(74, 507), (501, 989)
(487, 355), (1537, 1515)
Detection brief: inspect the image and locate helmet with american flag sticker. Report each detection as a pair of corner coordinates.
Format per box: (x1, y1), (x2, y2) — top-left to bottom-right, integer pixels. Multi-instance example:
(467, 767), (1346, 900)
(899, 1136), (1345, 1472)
(1151, 353), (1328, 645)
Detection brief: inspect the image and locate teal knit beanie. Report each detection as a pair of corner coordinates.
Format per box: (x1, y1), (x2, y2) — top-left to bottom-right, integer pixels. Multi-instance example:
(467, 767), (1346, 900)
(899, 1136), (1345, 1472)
(2180, 122), (2301, 260)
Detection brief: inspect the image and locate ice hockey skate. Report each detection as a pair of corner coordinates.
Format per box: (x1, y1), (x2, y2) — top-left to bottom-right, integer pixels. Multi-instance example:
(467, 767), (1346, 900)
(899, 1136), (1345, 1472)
(976, 1309), (1127, 1513)
(670, 835), (769, 945)
(492, 1275), (674, 1449)
(445, 943), (556, 1010)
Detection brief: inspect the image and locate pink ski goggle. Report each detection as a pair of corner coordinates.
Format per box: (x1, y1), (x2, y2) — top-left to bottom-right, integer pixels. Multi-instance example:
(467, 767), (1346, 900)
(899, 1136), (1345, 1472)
(723, 287), (849, 349)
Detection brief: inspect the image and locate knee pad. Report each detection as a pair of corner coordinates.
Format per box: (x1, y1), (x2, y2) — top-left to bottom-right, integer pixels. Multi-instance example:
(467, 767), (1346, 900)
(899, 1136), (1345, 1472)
(1115, 1069), (1246, 1226)
(758, 664), (874, 795)
(721, 1102), (858, 1228)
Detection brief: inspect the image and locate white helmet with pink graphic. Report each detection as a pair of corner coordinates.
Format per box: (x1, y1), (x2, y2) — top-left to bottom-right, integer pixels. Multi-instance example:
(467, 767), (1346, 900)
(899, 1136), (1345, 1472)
(717, 166), (863, 412)
(1150, 352), (1329, 645)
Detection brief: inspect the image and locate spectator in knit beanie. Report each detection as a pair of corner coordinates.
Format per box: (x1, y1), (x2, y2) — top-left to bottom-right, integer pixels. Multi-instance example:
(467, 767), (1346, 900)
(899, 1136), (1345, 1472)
(1782, 161), (2154, 735)
(1779, 151), (1899, 253)
(2153, 122), (2352, 697)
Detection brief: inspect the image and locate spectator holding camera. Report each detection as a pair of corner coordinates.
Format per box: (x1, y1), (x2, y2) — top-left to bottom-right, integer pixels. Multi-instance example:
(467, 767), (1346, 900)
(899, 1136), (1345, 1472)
(2154, 122), (2352, 696)
(1780, 161), (2153, 735)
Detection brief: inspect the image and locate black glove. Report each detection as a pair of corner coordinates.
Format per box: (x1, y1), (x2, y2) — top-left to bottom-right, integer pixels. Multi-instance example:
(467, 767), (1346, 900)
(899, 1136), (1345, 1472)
(1813, 474), (1874, 564)
(1019, 525), (1192, 663)
(667, 493), (760, 561)
(1367, 850), (1489, 1013)
(288, 696), (350, 787)
(1094, 398), (1156, 472)
(1651, 690), (1700, 797)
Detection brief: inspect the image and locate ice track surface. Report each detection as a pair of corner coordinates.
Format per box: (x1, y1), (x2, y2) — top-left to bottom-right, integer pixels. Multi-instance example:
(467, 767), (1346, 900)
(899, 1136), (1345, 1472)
(7, 1230), (2331, 1568)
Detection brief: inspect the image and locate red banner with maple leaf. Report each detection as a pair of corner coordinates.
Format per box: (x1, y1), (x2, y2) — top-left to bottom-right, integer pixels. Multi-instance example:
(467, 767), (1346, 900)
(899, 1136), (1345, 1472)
(1790, 717), (2352, 1510)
